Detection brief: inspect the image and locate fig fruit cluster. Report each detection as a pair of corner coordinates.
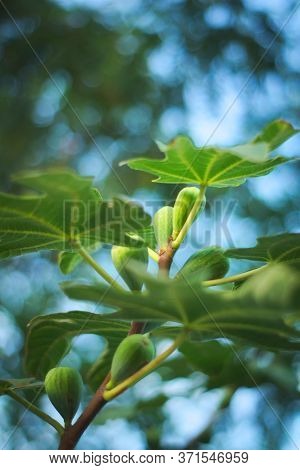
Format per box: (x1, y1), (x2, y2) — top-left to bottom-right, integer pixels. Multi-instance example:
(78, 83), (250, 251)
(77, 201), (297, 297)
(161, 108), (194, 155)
(153, 186), (206, 250)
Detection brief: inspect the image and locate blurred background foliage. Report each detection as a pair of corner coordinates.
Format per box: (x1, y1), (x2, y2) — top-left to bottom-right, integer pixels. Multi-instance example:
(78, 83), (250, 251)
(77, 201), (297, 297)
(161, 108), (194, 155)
(0, 0), (300, 449)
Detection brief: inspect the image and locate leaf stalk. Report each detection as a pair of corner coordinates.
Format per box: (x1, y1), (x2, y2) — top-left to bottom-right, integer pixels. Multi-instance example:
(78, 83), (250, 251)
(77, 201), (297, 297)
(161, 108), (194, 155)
(6, 389), (64, 435)
(75, 243), (125, 291)
(203, 265), (267, 287)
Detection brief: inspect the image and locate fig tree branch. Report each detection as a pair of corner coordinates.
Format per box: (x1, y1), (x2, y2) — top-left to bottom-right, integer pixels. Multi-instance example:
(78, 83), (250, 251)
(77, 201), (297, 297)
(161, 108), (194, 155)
(58, 321), (145, 450)
(59, 227), (175, 449)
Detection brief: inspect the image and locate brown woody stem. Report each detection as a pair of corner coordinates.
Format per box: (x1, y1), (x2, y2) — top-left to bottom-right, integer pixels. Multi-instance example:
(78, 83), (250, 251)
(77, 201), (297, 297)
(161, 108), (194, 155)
(58, 321), (144, 449)
(158, 244), (174, 276)
(59, 242), (175, 449)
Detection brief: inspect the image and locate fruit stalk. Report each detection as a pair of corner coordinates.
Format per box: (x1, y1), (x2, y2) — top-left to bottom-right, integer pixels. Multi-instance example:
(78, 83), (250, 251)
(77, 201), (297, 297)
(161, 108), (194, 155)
(202, 264), (267, 286)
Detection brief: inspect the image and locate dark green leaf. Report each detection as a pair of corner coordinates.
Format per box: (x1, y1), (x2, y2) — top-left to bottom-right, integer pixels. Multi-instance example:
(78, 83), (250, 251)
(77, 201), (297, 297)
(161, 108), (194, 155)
(179, 341), (251, 388)
(237, 264), (300, 310)
(62, 264), (300, 351)
(226, 233), (300, 269)
(94, 404), (137, 424)
(179, 340), (299, 392)
(61, 278), (188, 323)
(0, 169), (151, 260)
(25, 311), (129, 378)
(155, 355), (194, 381)
(87, 342), (120, 392)
(180, 340), (235, 376)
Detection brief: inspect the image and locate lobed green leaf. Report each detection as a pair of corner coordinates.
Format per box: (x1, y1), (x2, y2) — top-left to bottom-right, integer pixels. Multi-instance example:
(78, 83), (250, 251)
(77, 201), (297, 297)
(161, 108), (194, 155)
(62, 263), (300, 352)
(25, 311), (129, 378)
(226, 233), (300, 269)
(122, 120), (298, 187)
(0, 169), (151, 260)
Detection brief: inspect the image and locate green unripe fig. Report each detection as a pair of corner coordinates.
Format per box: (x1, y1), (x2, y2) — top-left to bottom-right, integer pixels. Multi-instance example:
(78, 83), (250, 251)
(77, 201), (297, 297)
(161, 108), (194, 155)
(106, 334), (155, 390)
(172, 187), (206, 240)
(44, 367), (83, 425)
(176, 246), (229, 281)
(111, 246), (148, 291)
(153, 206), (173, 250)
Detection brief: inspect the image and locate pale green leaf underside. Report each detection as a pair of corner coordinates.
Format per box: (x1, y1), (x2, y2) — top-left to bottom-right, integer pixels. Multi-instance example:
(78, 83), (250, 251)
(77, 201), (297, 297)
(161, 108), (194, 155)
(25, 311), (129, 378)
(252, 119), (299, 150)
(122, 120), (298, 187)
(0, 169), (151, 259)
(226, 233), (300, 269)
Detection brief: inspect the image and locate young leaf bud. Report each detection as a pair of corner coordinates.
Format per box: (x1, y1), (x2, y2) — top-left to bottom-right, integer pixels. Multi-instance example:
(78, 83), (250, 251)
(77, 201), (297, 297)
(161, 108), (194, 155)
(44, 367), (83, 426)
(111, 246), (148, 291)
(176, 247), (229, 281)
(153, 206), (173, 250)
(106, 334), (155, 390)
(172, 187), (206, 240)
